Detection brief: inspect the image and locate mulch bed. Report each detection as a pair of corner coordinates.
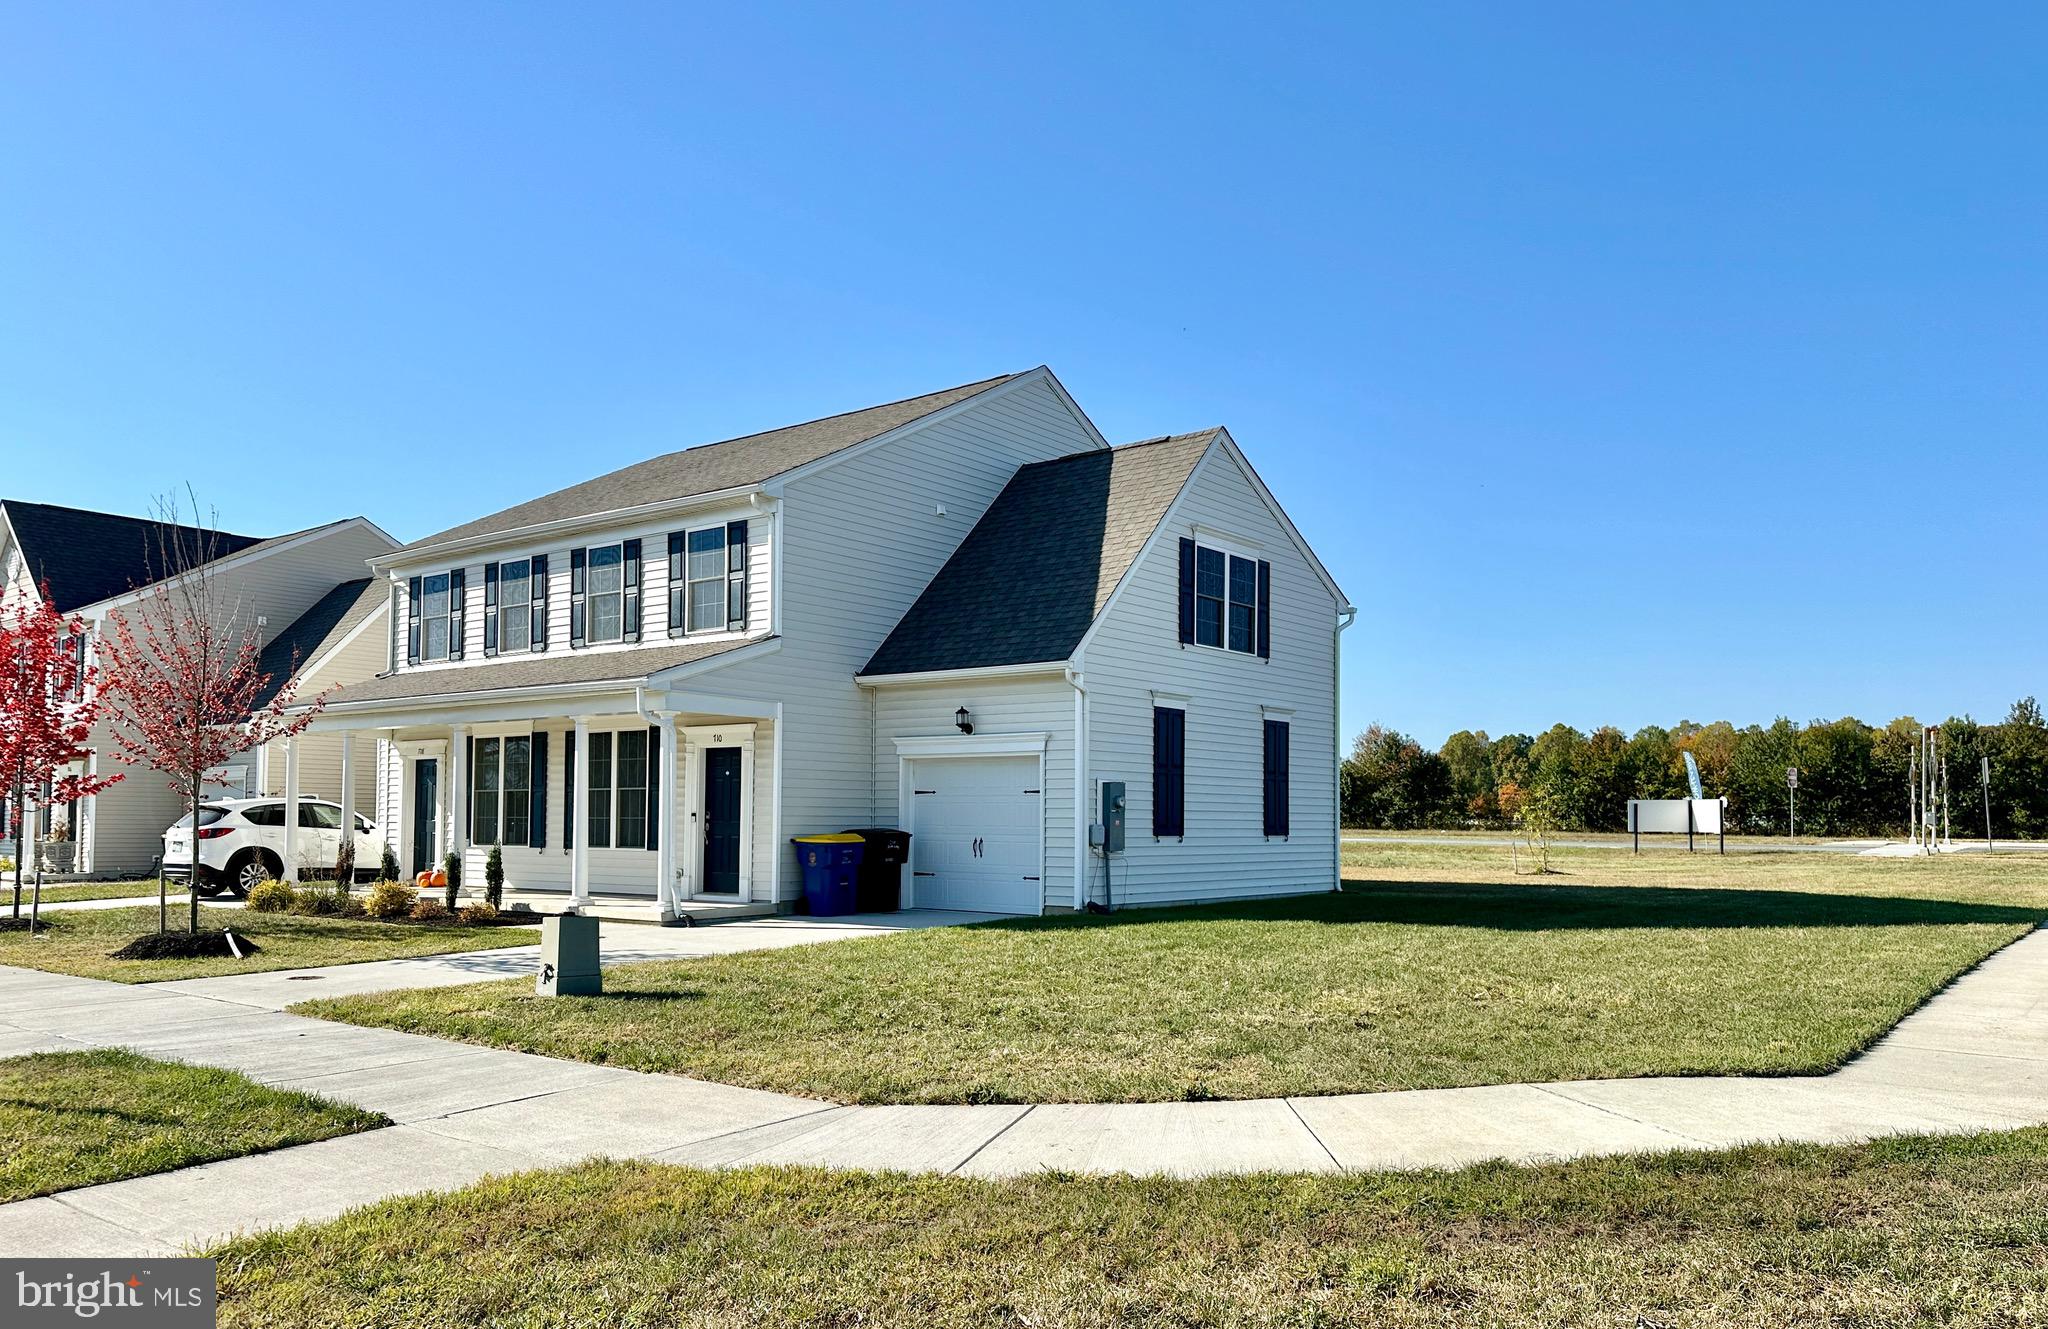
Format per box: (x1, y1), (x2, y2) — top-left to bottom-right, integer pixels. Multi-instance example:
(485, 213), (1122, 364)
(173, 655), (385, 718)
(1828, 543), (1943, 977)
(108, 929), (262, 960)
(0, 916), (60, 934)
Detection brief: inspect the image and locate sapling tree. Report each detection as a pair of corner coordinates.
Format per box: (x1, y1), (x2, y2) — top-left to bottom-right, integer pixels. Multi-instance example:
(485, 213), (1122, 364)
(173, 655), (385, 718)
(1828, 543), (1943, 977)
(95, 497), (328, 934)
(0, 591), (122, 924)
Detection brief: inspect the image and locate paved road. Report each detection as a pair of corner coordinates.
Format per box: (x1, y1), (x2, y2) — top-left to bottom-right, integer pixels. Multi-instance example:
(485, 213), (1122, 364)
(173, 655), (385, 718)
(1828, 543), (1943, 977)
(2, 916), (2045, 1255)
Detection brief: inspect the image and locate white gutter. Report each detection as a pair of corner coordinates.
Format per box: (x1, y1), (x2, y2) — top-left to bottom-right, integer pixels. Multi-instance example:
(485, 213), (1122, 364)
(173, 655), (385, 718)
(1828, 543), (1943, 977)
(371, 484), (766, 572)
(1064, 663), (1087, 911)
(1333, 606), (1358, 892)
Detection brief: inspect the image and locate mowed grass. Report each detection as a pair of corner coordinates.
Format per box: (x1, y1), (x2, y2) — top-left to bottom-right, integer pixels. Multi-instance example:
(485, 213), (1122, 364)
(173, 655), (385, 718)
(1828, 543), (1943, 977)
(6, 878), (183, 906)
(0, 905), (536, 983)
(212, 1132), (2048, 1328)
(0, 1049), (384, 1201)
(298, 846), (2045, 1104)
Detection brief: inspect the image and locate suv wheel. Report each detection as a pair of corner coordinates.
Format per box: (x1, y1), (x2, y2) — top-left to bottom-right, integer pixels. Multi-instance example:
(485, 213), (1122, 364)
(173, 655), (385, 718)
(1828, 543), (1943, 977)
(229, 851), (281, 899)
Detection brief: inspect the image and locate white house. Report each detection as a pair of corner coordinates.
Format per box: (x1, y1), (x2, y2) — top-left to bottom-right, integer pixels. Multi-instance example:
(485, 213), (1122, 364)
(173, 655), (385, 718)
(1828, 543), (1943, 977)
(0, 501), (396, 876)
(295, 368), (1354, 915)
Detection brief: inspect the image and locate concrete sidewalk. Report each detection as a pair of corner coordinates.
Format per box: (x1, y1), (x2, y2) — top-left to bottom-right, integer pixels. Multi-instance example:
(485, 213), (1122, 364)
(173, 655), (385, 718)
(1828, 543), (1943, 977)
(2, 926), (2044, 1257)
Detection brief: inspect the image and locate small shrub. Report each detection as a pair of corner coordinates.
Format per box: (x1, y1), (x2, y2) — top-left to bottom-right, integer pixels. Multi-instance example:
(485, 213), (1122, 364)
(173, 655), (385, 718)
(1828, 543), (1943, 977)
(458, 900), (499, 925)
(246, 879), (297, 913)
(364, 880), (418, 920)
(334, 836), (355, 887)
(290, 888), (343, 916)
(334, 891), (366, 918)
(410, 899), (451, 922)
(484, 843), (504, 909)
(443, 852), (462, 909)
(379, 844), (401, 882)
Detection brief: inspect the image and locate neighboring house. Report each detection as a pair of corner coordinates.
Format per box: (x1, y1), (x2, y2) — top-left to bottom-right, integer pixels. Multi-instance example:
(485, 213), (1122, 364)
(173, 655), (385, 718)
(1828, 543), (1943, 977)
(297, 368), (1354, 915)
(0, 500), (396, 876)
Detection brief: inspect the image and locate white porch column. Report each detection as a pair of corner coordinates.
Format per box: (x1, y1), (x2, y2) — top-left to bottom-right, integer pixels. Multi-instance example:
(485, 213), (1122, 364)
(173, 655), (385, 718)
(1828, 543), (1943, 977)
(657, 712), (678, 921)
(570, 716), (591, 906)
(447, 725), (468, 877)
(337, 731), (356, 883)
(281, 737), (301, 883)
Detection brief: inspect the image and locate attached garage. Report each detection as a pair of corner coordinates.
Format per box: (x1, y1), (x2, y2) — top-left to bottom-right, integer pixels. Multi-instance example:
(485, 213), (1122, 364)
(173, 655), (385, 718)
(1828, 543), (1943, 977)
(899, 742), (1045, 915)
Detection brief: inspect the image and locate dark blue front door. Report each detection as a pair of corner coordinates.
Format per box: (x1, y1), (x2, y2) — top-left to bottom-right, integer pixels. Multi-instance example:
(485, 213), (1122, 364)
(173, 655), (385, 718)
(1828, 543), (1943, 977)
(701, 748), (742, 894)
(411, 759), (439, 875)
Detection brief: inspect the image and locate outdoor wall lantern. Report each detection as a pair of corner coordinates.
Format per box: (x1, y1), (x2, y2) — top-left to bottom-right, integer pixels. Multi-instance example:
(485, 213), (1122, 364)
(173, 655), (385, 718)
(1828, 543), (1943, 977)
(955, 706), (974, 735)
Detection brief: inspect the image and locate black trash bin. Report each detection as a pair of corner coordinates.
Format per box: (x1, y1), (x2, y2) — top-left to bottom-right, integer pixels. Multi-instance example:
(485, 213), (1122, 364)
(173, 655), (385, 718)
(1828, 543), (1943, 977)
(842, 828), (911, 912)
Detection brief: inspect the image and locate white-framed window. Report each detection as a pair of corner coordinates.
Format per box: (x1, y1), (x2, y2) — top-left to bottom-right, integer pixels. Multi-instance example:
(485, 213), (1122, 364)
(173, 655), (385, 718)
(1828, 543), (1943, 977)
(586, 544), (624, 643)
(421, 572), (452, 660)
(686, 528), (726, 631)
(471, 736), (533, 847)
(582, 728), (648, 849)
(669, 522), (748, 636)
(500, 560), (533, 652)
(1192, 543), (1259, 655)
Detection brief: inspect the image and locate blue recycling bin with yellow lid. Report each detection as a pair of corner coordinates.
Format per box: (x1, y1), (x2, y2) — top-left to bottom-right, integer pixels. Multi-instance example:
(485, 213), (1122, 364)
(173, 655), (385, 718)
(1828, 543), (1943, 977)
(791, 833), (864, 916)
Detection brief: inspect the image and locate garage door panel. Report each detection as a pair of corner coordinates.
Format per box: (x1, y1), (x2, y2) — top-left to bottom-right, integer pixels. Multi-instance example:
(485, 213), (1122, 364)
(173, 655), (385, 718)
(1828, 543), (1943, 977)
(909, 756), (1040, 915)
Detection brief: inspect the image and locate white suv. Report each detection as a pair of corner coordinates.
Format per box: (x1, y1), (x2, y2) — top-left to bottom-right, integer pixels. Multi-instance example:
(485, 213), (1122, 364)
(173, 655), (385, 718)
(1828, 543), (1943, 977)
(161, 798), (383, 897)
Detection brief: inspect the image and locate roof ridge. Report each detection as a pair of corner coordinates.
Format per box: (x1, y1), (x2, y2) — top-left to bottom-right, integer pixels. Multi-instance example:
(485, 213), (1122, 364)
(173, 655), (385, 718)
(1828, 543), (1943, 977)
(667, 371), (1022, 459)
(1018, 428), (1218, 472)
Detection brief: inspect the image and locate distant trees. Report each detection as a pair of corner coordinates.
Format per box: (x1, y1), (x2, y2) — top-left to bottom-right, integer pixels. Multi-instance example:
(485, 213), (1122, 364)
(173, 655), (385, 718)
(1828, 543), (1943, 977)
(1340, 698), (2048, 837)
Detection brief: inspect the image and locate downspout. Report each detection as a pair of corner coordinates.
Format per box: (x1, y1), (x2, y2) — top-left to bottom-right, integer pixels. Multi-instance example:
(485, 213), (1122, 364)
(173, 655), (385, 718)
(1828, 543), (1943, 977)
(1064, 663), (1087, 911)
(1333, 607), (1358, 892)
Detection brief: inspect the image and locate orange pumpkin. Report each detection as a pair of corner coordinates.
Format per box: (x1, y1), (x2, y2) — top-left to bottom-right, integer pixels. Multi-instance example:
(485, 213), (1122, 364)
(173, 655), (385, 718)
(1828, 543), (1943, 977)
(430, 869), (448, 888)
(415, 871), (433, 889)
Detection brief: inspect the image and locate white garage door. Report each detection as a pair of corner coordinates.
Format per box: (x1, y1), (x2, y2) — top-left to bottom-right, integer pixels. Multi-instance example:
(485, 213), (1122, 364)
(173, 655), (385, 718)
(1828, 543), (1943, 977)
(908, 756), (1041, 914)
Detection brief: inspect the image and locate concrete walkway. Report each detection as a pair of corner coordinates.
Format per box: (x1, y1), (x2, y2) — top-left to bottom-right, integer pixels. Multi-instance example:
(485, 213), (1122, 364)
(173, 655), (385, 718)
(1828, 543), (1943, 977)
(3, 925), (2045, 1257)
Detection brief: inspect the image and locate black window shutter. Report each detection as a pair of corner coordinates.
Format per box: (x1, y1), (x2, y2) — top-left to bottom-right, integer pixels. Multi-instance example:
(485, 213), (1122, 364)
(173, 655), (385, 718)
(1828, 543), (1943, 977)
(448, 569), (466, 660)
(1263, 720), (1290, 838)
(1256, 560), (1272, 660)
(530, 731), (548, 849)
(1153, 707), (1185, 838)
(406, 576), (422, 664)
(726, 520), (749, 631)
(622, 538), (642, 642)
(667, 532), (686, 637)
(531, 554), (549, 650)
(464, 734), (476, 841)
(388, 582), (402, 670)
(483, 563), (500, 656)
(645, 725), (660, 851)
(561, 730), (575, 852)
(569, 548), (587, 647)
(1176, 538), (1196, 644)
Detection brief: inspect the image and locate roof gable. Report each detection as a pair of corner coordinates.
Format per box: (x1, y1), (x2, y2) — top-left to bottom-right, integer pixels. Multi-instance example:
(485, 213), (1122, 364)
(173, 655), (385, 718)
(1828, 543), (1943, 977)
(250, 579), (386, 708)
(860, 431), (1215, 677)
(1, 501), (266, 613)
(399, 373), (1024, 556)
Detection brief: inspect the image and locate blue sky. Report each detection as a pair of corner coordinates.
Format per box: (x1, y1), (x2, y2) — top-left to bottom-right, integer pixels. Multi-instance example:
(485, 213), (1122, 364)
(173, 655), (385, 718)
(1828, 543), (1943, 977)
(3, 3), (2042, 745)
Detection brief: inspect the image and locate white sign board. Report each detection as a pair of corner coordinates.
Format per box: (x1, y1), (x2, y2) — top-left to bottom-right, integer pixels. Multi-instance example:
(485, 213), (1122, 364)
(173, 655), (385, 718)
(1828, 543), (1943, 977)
(1628, 798), (1725, 834)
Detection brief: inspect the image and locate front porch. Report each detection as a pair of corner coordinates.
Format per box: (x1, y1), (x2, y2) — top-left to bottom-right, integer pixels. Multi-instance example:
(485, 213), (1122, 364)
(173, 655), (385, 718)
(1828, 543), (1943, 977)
(294, 684), (783, 919)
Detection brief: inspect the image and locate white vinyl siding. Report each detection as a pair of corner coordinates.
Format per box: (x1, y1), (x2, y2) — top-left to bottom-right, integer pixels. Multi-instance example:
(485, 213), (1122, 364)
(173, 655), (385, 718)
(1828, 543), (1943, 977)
(1073, 442), (1341, 910)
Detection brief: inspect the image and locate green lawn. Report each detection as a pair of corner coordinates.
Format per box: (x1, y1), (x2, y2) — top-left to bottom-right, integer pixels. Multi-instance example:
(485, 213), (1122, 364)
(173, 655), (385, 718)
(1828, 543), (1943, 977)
(211, 1132), (2048, 1327)
(5, 878), (182, 906)
(0, 1049), (384, 1201)
(0, 905), (536, 983)
(298, 847), (2044, 1104)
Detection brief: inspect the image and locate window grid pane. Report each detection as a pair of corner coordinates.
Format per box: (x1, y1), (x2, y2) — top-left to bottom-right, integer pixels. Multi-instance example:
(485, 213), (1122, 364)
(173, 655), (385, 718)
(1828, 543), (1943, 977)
(689, 580), (724, 631)
(615, 731), (647, 849)
(1196, 598), (1223, 648)
(502, 736), (531, 846)
(587, 732), (612, 848)
(473, 738), (500, 846)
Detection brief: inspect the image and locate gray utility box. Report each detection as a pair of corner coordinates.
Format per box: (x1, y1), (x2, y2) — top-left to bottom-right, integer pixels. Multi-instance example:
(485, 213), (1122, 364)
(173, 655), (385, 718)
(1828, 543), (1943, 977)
(537, 913), (601, 996)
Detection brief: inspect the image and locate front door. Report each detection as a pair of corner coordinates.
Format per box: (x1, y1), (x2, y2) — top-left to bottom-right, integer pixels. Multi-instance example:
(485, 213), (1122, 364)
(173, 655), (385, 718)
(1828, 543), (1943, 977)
(700, 747), (742, 895)
(411, 758), (439, 875)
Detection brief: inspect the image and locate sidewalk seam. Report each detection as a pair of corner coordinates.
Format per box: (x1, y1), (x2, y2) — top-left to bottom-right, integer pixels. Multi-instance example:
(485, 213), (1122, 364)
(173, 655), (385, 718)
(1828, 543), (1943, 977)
(949, 1105), (1035, 1175)
(1283, 1098), (1344, 1171)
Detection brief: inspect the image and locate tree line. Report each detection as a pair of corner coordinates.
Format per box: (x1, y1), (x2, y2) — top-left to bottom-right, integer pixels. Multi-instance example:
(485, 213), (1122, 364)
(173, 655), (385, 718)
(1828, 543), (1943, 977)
(1342, 698), (2048, 838)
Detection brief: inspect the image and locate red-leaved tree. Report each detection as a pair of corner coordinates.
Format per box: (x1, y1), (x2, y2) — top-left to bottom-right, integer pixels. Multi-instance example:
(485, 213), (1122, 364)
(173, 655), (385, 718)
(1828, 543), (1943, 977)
(95, 499), (326, 934)
(0, 590), (123, 925)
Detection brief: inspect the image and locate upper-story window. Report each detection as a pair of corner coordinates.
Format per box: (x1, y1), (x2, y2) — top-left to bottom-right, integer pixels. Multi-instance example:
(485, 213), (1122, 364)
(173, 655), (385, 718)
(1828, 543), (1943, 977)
(408, 570), (465, 664)
(569, 541), (640, 648)
(669, 520), (748, 636)
(587, 545), (624, 642)
(482, 555), (547, 657)
(1178, 538), (1269, 659)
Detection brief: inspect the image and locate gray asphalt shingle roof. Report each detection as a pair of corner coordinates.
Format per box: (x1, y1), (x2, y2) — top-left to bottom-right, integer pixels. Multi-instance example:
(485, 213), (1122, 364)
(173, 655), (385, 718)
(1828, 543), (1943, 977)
(1, 500), (267, 613)
(860, 431), (1216, 677)
(251, 578), (385, 709)
(401, 374), (1022, 554)
(314, 636), (766, 710)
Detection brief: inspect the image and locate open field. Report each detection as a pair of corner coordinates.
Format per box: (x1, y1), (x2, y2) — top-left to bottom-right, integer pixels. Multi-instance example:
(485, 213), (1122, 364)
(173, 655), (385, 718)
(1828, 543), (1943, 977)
(0, 905), (535, 983)
(210, 1131), (2048, 1327)
(298, 843), (2043, 1104)
(0, 1049), (383, 1202)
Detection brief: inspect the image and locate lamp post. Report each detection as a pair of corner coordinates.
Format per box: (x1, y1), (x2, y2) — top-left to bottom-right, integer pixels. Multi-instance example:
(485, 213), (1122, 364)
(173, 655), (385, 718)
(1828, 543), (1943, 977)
(1785, 766), (1797, 838)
